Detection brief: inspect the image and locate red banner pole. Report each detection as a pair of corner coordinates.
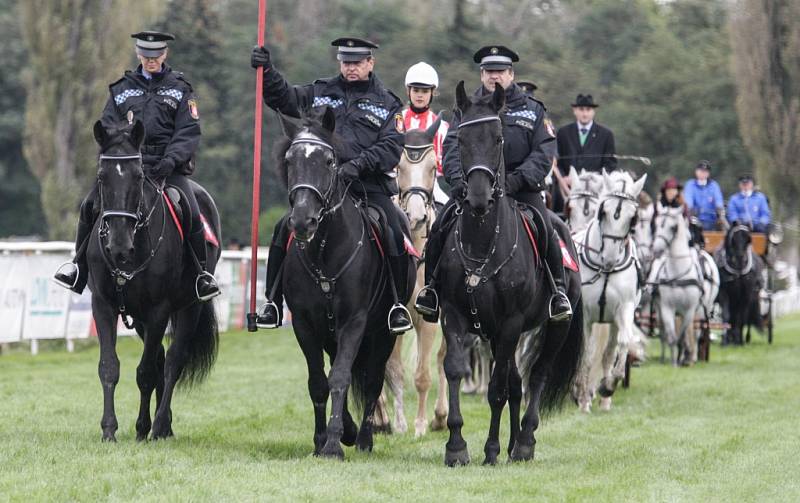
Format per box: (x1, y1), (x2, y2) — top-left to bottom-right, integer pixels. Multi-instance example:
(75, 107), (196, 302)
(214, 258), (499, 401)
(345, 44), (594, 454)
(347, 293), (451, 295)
(247, 0), (268, 332)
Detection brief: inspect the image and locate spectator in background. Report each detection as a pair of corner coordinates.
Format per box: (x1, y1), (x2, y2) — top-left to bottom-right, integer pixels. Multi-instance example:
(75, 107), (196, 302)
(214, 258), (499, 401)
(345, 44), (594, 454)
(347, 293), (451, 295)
(683, 160), (726, 230)
(727, 174), (771, 232)
(659, 176), (686, 213)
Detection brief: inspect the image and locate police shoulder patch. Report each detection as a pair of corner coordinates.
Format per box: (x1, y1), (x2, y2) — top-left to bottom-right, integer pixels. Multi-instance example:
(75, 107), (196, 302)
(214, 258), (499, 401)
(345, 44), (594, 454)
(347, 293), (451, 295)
(188, 99), (199, 120)
(544, 118), (556, 138)
(395, 113), (405, 133)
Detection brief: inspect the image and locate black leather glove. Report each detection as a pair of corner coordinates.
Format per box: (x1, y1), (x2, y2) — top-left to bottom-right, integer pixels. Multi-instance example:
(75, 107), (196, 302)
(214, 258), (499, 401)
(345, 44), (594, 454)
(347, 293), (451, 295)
(450, 178), (468, 201)
(340, 161), (362, 182)
(152, 157), (175, 178)
(505, 173), (525, 195)
(251, 45), (271, 69)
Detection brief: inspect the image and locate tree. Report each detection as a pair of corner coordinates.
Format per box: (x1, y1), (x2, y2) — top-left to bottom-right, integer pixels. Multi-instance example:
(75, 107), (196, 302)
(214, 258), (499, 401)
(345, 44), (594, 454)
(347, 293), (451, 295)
(19, 0), (163, 239)
(729, 0), (800, 216)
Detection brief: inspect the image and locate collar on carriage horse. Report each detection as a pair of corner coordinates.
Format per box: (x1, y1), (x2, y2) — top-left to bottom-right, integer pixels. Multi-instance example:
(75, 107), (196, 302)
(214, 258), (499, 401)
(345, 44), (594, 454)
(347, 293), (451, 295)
(578, 220), (638, 281)
(719, 246), (753, 278)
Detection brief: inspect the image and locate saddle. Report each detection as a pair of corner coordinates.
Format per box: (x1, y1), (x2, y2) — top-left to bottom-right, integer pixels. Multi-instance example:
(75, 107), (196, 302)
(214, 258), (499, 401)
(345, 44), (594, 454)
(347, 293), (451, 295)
(364, 204), (419, 258)
(163, 185), (219, 247)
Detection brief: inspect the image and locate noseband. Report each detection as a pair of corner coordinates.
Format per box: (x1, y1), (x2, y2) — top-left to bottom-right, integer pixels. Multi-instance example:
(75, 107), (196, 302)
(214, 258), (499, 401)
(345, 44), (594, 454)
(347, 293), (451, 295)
(599, 190), (638, 244)
(457, 115), (504, 195)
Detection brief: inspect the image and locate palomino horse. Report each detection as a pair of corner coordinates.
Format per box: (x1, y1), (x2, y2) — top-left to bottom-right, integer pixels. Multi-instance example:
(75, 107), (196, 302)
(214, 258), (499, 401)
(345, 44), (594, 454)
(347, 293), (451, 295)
(566, 167), (603, 233)
(436, 82), (583, 466)
(274, 108), (413, 459)
(373, 118), (449, 437)
(573, 170), (646, 412)
(87, 120), (220, 442)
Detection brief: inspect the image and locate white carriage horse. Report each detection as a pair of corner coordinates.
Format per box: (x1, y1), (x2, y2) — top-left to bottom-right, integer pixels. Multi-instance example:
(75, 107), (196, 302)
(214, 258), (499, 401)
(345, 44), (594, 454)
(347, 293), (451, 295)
(566, 167), (604, 233)
(572, 170), (646, 412)
(649, 206), (720, 366)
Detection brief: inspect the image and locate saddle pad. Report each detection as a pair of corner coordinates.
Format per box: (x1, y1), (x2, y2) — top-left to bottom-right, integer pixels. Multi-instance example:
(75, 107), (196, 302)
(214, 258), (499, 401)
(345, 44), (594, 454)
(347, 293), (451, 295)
(162, 192), (219, 247)
(560, 238), (580, 272)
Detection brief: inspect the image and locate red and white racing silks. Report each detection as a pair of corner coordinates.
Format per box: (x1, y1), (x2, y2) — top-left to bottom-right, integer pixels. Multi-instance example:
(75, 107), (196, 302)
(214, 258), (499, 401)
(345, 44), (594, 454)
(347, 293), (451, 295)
(401, 108), (449, 176)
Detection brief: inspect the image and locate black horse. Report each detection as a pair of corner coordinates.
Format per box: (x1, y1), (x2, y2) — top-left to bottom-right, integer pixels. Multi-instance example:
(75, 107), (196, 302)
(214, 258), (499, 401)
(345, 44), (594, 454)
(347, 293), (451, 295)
(437, 82), (583, 466)
(88, 120), (220, 441)
(715, 223), (764, 345)
(275, 108), (413, 459)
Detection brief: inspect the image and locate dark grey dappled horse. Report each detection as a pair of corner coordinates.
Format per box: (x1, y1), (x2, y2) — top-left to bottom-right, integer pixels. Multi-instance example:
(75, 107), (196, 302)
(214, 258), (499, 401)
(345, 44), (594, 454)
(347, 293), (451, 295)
(88, 120), (220, 442)
(436, 82), (583, 466)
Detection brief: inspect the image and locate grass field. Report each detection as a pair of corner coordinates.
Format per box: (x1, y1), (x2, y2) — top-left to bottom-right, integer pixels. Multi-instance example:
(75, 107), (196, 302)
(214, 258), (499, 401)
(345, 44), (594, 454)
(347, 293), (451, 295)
(1, 316), (799, 502)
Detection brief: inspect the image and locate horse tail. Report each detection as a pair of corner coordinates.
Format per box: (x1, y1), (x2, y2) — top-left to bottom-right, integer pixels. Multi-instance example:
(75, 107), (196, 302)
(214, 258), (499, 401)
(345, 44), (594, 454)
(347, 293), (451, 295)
(540, 296), (584, 415)
(175, 301), (219, 388)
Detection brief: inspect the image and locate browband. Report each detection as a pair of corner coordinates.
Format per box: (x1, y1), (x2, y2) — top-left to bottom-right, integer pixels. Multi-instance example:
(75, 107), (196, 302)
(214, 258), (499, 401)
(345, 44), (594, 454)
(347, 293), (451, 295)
(458, 115), (501, 129)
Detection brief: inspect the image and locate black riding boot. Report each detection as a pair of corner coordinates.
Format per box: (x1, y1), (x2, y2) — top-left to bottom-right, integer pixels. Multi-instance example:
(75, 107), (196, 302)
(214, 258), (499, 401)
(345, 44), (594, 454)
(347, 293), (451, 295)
(544, 231), (572, 322)
(414, 220), (446, 322)
(189, 229), (220, 301)
(256, 242), (286, 329)
(53, 217), (93, 293)
(386, 253), (413, 334)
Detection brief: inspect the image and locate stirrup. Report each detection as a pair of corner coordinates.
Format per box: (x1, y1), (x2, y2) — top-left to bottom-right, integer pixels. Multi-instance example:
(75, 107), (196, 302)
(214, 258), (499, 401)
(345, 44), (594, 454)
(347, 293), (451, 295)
(414, 285), (439, 315)
(388, 303), (413, 335)
(52, 261), (79, 290)
(195, 271), (221, 301)
(256, 300), (281, 329)
(548, 291), (573, 322)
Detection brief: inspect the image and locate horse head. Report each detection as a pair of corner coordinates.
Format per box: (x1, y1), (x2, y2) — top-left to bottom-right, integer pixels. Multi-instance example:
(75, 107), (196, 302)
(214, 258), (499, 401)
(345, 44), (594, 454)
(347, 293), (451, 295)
(397, 116), (441, 233)
(595, 170), (646, 268)
(725, 222), (752, 270)
(652, 205), (687, 259)
(455, 80), (505, 217)
(93, 119), (146, 268)
(277, 107), (338, 242)
(566, 167), (604, 232)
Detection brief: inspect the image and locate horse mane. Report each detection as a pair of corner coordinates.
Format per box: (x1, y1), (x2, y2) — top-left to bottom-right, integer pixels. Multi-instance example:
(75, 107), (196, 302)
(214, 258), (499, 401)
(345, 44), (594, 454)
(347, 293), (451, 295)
(274, 114), (343, 189)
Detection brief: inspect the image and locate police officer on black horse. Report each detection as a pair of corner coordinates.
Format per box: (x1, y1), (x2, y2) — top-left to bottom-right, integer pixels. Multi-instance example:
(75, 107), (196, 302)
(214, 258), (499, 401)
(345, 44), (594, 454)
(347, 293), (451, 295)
(250, 37), (413, 333)
(54, 31), (220, 301)
(415, 45), (572, 322)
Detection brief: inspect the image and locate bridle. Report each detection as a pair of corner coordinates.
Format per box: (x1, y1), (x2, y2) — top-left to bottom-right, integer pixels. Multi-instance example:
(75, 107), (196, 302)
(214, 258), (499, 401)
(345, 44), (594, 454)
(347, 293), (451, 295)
(567, 175), (600, 219)
(457, 115), (504, 198)
(652, 210), (692, 259)
(722, 224), (753, 276)
(398, 143), (436, 235)
(598, 190), (639, 247)
(286, 136), (347, 226)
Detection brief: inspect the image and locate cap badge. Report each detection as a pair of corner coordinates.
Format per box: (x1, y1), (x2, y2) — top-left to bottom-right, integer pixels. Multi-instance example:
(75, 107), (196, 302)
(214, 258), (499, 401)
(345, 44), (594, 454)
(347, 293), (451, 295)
(126, 110), (134, 125)
(490, 47), (498, 54)
(147, 35), (154, 41)
(347, 40), (354, 47)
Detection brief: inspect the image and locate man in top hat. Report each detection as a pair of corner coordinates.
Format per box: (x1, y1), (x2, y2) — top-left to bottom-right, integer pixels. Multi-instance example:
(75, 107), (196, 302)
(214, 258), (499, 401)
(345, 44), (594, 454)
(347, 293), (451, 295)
(516, 80), (538, 97)
(683, 160), (726, 230)
(53, 30), (220, 301)
(250, 37), (413, 333)
(415, 44), (572, 323)
(727, 174), (771, 233)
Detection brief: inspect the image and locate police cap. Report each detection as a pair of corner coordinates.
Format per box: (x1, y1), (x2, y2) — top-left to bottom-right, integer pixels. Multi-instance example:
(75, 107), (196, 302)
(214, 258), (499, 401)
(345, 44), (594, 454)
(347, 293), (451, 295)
(473, 45), (519, 70)
(331, 37), (379, 62)
(131, 31), (175, 58)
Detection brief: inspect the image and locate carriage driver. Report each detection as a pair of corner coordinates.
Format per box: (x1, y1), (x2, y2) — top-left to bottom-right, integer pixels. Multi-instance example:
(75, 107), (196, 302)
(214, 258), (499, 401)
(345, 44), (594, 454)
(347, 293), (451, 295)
(415, 45), (572, 322)
(251, 37), (413, 334)
(53, 31), (220, 301)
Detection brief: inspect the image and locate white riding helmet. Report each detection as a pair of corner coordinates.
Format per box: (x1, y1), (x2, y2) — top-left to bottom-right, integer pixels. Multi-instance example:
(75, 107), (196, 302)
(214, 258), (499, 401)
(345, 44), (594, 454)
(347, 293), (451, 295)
(405, 62), (439, 89)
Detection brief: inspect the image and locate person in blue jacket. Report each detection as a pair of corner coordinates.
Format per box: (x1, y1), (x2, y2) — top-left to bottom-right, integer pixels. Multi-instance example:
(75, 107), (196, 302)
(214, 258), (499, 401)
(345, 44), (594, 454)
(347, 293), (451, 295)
(683, 160), (726, 231)
(727, 174), (771, 232)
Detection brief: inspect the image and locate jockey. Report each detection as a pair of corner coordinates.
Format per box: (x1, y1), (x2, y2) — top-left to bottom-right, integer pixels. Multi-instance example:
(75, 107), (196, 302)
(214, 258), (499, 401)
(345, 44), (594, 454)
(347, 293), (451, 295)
(727, 174), (771, 233)
(683, 160), (726, 231)
(53, 31), (220, 301)
(401, 62), (450, 205)
(250, 37), (412, 334)
(415, 45), (572, 323)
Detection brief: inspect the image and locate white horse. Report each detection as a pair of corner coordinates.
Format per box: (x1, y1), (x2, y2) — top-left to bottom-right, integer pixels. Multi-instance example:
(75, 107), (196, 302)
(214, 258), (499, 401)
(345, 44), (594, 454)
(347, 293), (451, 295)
(374, 119), (448, 436)
(649, 206), (718, 366)
(566, 167), (604, 233)
(573, 170), (647, 412)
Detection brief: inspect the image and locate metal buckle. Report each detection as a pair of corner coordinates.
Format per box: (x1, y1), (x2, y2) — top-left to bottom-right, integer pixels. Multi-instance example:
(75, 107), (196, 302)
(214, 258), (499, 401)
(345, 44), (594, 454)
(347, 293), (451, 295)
(414, 286), (439, 315)
(256, 300), (281, 329)
(388, 303), (413, 334)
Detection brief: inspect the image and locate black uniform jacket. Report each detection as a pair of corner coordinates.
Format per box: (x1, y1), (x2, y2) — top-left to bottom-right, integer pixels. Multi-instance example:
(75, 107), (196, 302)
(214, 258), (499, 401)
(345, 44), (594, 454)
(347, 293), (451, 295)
(443, 83), (556, 199)
(101, 65), (200, 175)
(556, 121), (616, 174)
(262, 68), (404, 195)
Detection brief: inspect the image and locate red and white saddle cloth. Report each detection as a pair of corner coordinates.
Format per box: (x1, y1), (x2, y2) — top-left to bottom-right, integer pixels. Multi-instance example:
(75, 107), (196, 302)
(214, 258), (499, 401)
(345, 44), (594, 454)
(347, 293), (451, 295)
(162, 193), (219, 247)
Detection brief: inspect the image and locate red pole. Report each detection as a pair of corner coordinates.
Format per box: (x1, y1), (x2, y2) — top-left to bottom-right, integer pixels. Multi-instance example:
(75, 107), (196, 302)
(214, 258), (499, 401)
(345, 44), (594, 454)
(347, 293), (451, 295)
(247, 0), (268, 332)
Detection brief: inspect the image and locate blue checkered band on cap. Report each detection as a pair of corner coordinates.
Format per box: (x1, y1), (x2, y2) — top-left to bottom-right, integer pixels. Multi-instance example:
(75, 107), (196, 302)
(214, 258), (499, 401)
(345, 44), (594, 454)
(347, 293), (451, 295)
(507, 109), (537, 121)
(357, 103), (389, 120)
(157, 89), (184, 101)
(115, 89), (144, 105)
(312, 96), (344, 109)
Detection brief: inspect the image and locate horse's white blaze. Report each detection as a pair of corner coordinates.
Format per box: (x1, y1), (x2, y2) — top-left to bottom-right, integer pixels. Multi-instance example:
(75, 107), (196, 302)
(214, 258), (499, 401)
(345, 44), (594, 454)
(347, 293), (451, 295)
(116, 163), (123, 177)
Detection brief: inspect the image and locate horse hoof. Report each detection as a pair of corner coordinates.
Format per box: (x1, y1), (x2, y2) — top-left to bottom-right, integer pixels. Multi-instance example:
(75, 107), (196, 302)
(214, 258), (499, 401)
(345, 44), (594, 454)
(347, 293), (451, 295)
(101, 433), (117, 443)
(509, 442), (534, 462)
(394, 417), (408, 434)
(599, 397), (612, 411)
(444, 447), (470, 467)
(136, 431), (149, 442)
(414, 419), (428, 438)
(430, 415), (447, 431)
(579, 402), (592, 414)
(482, 455), (498, 466)
(319, 442), (345, 460)
(151, 426), (174, 440)
(341, 423), (358, 447)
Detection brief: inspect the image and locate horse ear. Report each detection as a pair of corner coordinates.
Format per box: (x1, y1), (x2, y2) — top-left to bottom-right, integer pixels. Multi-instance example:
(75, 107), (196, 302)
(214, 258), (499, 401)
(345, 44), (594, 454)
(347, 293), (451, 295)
(568, 166), (581, 189)
(320, 106), (336, 133)
(602, 169), (614, 193)
(425, 116), (442, 141)
(631, 173), (647, 197)
(93, 120), (107, 146)
(455, 80), (470, 113)
(277, 113), (299, 138)
(131, 120), (145, 148)
(491, 83), (505, 113)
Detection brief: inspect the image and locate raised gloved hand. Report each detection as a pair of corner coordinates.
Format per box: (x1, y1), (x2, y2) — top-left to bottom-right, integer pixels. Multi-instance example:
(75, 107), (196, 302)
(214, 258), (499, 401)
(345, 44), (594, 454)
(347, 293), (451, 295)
(251, 45), (271, 69)
(450, 178), (468, 201)
(340, 161), (362, 182)
(151, 157), (175, 179)
(505, 173), (525, 195)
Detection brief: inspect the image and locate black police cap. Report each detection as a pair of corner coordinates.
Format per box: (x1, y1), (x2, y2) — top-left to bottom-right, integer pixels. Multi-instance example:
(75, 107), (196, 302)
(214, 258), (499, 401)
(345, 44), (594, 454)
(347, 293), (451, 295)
(131, 31), (175, 57)
(331, 37), (379, 62)
(473, 45), (519, 70)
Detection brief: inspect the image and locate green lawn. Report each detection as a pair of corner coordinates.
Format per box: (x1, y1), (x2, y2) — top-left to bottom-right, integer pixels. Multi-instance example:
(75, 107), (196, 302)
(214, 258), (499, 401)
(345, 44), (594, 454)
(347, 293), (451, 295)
(1, 316), (799, 502)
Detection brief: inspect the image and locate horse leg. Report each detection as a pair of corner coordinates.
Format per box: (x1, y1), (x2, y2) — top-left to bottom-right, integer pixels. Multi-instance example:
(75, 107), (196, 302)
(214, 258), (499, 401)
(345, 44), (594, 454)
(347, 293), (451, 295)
(431, 335), (448, 431)
(660, 302), (678, 366)
(372, 391), (391, 434)
(294, 322), (331, 455)
(386, 334), (407, 434)
(484, 334), (516, 466)
(94, 300), (120, 442)
(507, 357), (523, 457)
(356, 329), (397, 453)
(598, 324), (620, 411)
(442, 312), (470, 466)
(135, 317), (168, 441)
(413, 320), (436, 437)
(576, 317), (598, 413)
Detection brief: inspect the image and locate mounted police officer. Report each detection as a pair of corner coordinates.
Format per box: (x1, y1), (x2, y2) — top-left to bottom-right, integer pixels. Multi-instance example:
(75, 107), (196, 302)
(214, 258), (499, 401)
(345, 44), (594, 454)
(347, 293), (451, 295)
(415, 45), (572, 322)
(250, 37), (412, 333)
(53, 31), (220, 301)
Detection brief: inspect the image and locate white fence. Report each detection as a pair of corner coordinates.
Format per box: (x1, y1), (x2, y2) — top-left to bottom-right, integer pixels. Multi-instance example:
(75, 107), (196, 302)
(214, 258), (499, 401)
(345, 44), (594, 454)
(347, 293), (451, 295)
(0, 242), (267, 354)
